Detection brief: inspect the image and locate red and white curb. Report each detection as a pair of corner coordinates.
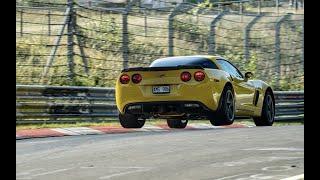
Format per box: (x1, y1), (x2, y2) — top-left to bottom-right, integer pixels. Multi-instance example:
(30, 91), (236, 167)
(16, 123), (251, 140)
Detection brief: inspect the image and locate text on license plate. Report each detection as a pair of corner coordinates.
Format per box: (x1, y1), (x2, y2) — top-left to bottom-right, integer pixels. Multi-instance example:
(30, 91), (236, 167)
(152, 86), (170, 94)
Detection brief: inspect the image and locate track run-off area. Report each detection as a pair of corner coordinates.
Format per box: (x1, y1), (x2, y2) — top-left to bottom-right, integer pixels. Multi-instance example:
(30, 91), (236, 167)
(16, 125), (304, 180)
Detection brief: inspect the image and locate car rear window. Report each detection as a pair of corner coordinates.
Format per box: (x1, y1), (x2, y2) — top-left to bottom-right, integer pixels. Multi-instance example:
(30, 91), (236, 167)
(149, 56), (218, 69)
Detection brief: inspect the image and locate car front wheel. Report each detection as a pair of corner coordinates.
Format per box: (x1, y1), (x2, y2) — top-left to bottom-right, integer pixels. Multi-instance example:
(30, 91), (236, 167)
(253, 91), (275, 126)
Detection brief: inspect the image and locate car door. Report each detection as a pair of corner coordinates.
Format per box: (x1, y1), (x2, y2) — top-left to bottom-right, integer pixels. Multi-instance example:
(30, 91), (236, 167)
(216, 59), (256, 116)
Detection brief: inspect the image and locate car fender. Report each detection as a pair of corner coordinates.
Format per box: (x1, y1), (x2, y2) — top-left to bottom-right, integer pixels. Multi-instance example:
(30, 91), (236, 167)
(204, 69), (233, 106)
(249, 79), (273, 116)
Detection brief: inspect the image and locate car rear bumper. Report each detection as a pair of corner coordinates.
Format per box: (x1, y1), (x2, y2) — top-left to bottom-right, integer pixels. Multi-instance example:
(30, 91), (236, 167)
(116, 82), (222, 114)
(123, 101), (215, 119)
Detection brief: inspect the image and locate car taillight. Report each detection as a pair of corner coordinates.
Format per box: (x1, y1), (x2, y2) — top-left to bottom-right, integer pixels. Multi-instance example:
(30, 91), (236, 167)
(194, 71), (205, 81)
(120, 74), (130, 84)
(132, 74), (142, 84)
(181, 72), (191, 82)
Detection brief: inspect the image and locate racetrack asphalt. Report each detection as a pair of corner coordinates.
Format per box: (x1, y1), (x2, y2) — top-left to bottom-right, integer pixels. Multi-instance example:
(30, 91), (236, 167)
(16, 125), (304, 180)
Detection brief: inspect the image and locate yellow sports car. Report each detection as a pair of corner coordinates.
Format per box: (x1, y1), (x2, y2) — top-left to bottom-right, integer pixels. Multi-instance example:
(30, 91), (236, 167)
(116, 55), (275, 128)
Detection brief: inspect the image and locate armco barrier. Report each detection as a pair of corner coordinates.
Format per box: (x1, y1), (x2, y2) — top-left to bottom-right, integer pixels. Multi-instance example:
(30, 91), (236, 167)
(16, 85), (304, 124)
(274, 91), (304, 121)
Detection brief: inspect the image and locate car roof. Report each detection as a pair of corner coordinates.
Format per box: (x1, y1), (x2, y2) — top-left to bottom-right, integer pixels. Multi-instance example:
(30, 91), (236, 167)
(155, 55), (223, 61)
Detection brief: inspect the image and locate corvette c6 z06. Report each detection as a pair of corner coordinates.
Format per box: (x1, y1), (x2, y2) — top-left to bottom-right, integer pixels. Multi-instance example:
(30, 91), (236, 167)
(116, 55), (275, 128)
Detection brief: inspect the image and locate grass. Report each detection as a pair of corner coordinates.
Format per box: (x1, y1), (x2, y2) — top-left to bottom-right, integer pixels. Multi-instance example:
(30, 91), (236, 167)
(16, 118), (304, 131)
(16, 121), (120, 131)
(236, 119), (304, 126)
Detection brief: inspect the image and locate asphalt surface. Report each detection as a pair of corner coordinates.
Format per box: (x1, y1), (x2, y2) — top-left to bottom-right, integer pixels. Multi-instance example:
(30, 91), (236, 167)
(16, 125), (304, 180)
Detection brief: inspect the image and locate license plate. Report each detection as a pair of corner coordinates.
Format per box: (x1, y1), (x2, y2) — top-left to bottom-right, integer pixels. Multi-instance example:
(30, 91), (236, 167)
(152, 86), (170, 94)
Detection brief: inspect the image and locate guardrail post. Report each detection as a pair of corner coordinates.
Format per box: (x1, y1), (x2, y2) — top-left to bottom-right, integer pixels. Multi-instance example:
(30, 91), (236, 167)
(20, 10), (23, 37)
(168, 13), (174, 56)
(208, 11), (225, 55)
(301, 19), (304, 69)
(196, 9), (200, 25)
(168, 3), (192, 56)
(122, 0), (139, 69)
(144, 9), (147, 37)
(275, 14), (291, 89)
(294, 0), (298, 11)
(218, 3), (222, 12)
(48, 9), (51, 36)
(74, 9), (89, 75)
(122, 10), (129, 69)
(67, 0), (75, 84)
(276, 0), (279, 15)
(243, 14), (263, 62)
(239, 0), (243, 22)
(258, 0), (261, 15)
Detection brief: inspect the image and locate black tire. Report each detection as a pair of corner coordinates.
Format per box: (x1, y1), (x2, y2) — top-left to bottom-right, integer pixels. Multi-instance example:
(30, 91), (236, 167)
(209, 85), (235, 126)
(167, 119), (188, 129)
(253, 91), (275, 126)
(119, 113), (145, 128)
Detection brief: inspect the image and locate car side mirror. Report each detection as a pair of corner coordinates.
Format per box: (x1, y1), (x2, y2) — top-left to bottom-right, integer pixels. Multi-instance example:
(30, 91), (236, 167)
(245, 72), (253, 79)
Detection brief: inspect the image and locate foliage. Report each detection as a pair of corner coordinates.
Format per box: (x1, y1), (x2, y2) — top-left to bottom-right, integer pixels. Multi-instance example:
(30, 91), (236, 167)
(82, 17), (122, 54)
(174, 20), (202, 42)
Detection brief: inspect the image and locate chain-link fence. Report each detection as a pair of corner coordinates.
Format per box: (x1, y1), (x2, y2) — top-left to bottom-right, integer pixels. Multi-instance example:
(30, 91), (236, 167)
(16, 0), (304, 90)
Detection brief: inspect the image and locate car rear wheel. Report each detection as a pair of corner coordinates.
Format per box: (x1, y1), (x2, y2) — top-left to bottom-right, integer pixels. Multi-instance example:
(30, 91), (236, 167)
(119, 113), (145, 128)
(167, 119), (188, 128)
(253, 91), (275, 126)
(209, 85), (235, 126)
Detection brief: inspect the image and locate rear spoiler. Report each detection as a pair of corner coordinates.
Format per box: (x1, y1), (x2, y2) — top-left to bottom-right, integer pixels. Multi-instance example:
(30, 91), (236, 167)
(121, 65), (204, 72)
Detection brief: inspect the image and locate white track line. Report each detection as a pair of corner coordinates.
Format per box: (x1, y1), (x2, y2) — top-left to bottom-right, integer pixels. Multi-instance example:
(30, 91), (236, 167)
(99, 168), (152, 179)
(188, 123), (223, 129)
(63, 127), (104, 135)
(214, 173), (252, 180)
(51, 128), (81, 135)
(32, 168), (73, 177)
(243, 147), (304, 151)
(142, 125), (168, 131)
(51, 127), (103, 135)
(281, 174), (304, 180)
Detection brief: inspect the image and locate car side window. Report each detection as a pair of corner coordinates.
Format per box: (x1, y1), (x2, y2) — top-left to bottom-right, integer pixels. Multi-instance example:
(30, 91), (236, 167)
(216, 59), (243, 79)
(183, 58), (219, 69)
(196, 60), (219, 69)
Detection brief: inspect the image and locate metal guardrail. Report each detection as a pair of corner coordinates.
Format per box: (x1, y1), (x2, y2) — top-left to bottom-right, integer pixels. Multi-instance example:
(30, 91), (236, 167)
(16, 85), (117, 124)
(273, 91), (304, 121)
(16, 85), (304, 124)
